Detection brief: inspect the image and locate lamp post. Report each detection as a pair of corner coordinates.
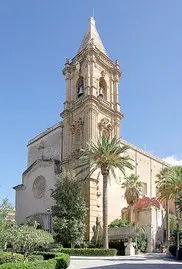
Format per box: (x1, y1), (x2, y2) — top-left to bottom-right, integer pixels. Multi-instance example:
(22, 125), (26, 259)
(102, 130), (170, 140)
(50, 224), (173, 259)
(47, 209), (52, 233)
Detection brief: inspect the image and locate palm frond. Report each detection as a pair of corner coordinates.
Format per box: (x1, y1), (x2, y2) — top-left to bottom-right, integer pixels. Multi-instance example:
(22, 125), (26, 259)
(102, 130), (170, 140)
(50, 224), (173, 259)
(156, 166), (182, 201)
(75, 135), (133, 183)
(122, 174), (142, 205)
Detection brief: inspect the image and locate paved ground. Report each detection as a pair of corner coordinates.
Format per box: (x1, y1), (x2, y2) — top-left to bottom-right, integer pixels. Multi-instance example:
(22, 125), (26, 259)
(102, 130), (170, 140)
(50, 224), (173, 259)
(68, 254), (181, 269)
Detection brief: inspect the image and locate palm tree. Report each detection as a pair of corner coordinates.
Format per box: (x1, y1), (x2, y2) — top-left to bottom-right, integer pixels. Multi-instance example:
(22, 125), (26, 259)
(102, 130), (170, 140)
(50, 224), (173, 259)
(156, 167), (170, 241)
(156, 166), (182, 240)
(176, 192), (182, 214)
(156, 166), (182, 201)
(75, 135), (133, 249)
(121, 174), (142, 224)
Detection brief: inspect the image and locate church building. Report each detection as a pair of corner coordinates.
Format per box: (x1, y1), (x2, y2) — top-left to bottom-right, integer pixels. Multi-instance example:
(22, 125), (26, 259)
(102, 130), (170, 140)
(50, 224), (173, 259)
(14, 17), (169, 251)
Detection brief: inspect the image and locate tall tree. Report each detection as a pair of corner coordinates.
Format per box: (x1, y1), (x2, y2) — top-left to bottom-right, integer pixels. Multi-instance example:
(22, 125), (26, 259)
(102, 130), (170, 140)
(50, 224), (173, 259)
(156, 167), (170, 241)
(0, 198), (14, 222)
(0, 198), (14, 250)
(121, 174), (142, 224)
(156, 166), (182, 238)
(76, 135), (133, 249)
(51, 169), (87, 247)
(175, 192), (182, 214)
(156, 166), (182, 201)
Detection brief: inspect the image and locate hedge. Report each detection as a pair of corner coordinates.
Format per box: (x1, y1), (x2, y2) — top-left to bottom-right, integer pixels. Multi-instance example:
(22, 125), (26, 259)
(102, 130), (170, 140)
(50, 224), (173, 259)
(0, 253), (24, 264)
(51, 248), (117, 256)
(28, 255), (44, 262)
(0, 256), (69, 269)
(33, 252), (70, 266)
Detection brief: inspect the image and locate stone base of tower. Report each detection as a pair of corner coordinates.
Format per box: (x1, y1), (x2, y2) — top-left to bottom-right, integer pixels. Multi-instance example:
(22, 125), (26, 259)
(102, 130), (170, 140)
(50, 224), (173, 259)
(84, 179), (102, 242)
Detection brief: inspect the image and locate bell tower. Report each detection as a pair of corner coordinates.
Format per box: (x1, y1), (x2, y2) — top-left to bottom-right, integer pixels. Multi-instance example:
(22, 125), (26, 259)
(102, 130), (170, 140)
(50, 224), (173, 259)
(61, 17), (123, 161)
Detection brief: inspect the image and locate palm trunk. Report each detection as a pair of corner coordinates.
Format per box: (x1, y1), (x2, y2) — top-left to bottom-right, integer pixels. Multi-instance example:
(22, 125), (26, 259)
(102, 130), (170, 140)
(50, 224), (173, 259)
(102, 174), (109, 249)
(130, 204), (134, 224)
(166, 199), (170, 241)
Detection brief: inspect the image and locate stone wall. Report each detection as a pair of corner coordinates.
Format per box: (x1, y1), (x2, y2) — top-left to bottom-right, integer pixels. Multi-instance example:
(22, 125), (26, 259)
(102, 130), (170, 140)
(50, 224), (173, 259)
(15, 160), (55, 225)
(27, 122), (63, 167)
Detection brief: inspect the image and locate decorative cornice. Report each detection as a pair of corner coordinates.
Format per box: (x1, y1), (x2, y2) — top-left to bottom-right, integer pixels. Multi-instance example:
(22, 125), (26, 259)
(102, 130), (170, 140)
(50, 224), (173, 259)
(13, 184), (26, 190)
(62, 95), (123, 120)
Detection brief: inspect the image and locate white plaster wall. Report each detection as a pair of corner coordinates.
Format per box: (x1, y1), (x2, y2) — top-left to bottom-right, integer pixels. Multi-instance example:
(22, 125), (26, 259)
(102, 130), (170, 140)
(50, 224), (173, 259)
(15, 161), (55, 224)
(138, 209), (151, 225)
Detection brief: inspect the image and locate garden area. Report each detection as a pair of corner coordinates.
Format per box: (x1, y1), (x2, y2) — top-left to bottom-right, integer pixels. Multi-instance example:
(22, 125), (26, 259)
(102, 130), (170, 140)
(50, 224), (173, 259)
(0, 199), (70, 268)
(1, 135), (182, 268)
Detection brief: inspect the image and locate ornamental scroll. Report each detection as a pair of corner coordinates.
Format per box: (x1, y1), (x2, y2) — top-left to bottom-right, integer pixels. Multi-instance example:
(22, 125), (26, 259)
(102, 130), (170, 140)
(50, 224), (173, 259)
(98, 118), (113, 138)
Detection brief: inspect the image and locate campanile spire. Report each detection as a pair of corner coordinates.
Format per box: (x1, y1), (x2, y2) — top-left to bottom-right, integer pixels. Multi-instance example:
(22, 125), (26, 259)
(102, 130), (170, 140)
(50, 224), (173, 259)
(78, 17), (108, 56)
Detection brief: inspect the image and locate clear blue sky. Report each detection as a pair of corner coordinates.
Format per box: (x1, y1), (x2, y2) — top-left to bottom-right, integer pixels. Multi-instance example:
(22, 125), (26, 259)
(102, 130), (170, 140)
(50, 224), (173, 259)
(0, 0), (182, 204)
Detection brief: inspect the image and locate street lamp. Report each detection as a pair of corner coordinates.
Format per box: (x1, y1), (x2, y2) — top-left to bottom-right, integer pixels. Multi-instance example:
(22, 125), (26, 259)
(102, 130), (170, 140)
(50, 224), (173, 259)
(47, 209), (52, 233)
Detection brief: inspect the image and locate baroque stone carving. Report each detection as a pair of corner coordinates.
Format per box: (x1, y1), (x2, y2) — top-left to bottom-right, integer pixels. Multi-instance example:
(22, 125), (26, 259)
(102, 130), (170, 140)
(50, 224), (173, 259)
(98, 118), (113, 137)
(71, 118), (84, 134)
(71, 118), (84, 152)
(33, 176), (46, 199)
(71, 149), (81, 159)
(101, 70), (106, 78)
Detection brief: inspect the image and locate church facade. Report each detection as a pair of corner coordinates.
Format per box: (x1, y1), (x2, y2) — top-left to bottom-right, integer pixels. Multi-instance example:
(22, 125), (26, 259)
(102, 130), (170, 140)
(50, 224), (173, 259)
(14, 17), (169, 250)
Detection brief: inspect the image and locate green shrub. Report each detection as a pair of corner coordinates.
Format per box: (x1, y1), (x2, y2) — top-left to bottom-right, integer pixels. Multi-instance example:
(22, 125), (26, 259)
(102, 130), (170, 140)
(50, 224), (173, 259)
(135, 233), (148, 253)
(33, 252), (70, 267)
(0, 256), (69, 268)
(52, 248), (117, 256)
(109, 219), (130, 228)
(55, 254), (70, 268)
(0, 252), (24, 264)
(28, 255), (44, 262)
(0, 260), (53, 269)
(33, 252), (56, 260)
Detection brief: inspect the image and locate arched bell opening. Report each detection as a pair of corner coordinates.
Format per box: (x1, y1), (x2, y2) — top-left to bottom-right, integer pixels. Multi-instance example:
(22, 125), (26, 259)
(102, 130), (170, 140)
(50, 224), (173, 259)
(77, 76), (84, 98)
(99, 77), (107, 100)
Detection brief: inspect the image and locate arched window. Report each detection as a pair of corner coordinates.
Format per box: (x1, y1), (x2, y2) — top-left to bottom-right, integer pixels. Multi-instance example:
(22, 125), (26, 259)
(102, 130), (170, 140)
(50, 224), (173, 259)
(76, 76), (84, 98)
(99, 77), (107, 100)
